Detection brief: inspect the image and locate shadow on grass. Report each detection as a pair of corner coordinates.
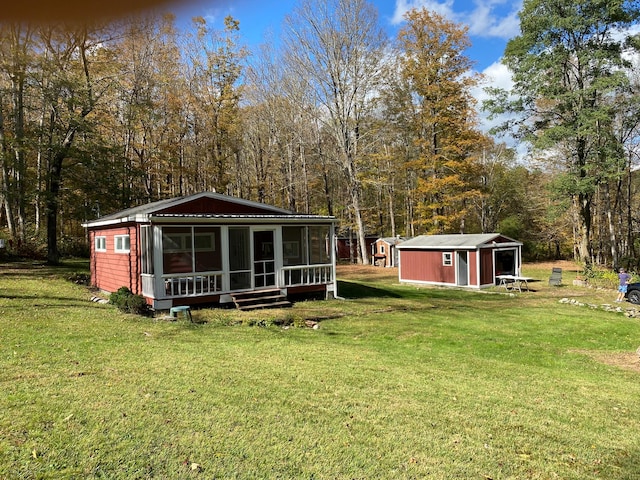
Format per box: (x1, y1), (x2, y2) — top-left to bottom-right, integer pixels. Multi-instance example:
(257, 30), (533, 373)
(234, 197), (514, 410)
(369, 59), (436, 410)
(0, 293), (106, 309)
(0, 259), (89, 278)
(337, 280), (402, 299)
(611, 446), (640, 480)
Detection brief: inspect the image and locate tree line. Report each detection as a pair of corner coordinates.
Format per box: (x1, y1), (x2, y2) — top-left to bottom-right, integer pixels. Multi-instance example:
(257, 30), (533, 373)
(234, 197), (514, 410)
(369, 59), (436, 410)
(1, 0), (639, 268)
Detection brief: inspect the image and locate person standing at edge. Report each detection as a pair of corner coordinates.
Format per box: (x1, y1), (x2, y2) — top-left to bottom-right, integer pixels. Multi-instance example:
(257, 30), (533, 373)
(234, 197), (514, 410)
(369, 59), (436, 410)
(616, 267), (632, 303)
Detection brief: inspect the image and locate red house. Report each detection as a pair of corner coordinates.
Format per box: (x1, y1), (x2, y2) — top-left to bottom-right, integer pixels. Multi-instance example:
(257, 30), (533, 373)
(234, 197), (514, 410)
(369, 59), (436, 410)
(397, 233), (523, 288)
(335, 234), (377, 263)
(83, 192), (337, 310)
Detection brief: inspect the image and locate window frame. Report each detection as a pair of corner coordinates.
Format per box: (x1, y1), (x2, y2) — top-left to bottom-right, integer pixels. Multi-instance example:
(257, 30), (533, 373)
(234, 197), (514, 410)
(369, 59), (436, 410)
(114, 234), (131, 253)
(442, 252), (453, 266)
(95, 236), (106, 252)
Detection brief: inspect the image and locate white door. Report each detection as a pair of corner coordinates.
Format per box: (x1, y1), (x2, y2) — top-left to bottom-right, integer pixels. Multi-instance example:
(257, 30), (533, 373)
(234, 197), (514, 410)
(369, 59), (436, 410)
(457, 251), (468, 286)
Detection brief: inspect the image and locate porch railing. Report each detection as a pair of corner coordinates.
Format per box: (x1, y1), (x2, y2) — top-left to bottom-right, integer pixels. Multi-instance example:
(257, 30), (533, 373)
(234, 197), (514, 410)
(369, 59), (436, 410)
(282, 264), (333, 287)
(162, 272), (224, 298)
(143, 265), (332, 300)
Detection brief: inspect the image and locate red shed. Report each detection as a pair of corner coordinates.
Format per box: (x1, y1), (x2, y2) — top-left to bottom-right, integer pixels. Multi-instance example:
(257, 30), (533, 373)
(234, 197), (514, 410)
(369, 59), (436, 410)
(372, 237), (406, 267)
(83, 192), (337, 310)
(335, 234), (377, 263)
(397, 233), (523, 288)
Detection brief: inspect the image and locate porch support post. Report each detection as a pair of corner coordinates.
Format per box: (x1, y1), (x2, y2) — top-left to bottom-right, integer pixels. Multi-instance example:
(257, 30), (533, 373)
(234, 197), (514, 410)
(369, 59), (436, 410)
(330, 221), (338, 299)
(153, 225), (164, 298)
(221, 226), (230, 292)
(517, 246), (522, 276)
(274, 226), (283, 289)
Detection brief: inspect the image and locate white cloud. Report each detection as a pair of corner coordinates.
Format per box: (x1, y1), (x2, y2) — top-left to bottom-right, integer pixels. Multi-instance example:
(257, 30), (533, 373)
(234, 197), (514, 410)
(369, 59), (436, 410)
(467, 3), (520, 39)
(472, 60), (528, 159)
(472, 60), (510, 133)
(391, 0), (455, 24)
(392, 0), (522, 40)
(481, 60), (514, 92)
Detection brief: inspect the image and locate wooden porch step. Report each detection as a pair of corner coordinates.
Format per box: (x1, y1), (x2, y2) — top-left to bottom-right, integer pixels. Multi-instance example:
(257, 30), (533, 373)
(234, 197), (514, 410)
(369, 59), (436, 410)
(230, 289), (292, 311)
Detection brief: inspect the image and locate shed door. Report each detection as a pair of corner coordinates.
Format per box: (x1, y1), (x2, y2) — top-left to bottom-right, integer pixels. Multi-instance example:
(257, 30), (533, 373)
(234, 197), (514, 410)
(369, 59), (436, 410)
(457, 251), (468, 286)
(253, 230), (276, 289)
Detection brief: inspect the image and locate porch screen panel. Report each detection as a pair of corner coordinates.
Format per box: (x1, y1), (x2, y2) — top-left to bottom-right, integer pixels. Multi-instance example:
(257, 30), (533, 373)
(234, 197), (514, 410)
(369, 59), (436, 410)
(309, 226), (330, 264)
(162, 227), (192, 274)
(140, 226), (153, 274)
(282, 226), (307, 266)
(228, 227), (251, 290)
(194, 227), (221, 272)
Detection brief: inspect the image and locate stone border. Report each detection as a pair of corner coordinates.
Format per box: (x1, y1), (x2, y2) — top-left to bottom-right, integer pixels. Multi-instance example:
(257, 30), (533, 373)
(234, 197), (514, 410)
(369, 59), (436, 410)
(559, 297), (640, 318)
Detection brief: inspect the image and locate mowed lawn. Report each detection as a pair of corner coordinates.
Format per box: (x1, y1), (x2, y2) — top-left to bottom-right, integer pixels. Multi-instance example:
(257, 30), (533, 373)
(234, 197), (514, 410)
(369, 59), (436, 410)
(1, 261), (640, 479)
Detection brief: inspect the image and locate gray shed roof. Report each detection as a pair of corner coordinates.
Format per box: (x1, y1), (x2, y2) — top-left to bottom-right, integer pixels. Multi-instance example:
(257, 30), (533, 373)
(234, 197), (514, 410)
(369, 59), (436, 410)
(396, 233), (521, 249)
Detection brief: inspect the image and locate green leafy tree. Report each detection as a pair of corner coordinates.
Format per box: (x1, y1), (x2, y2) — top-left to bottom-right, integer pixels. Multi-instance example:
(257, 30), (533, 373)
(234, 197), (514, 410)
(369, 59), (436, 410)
(487, 0), (640, 265)
(38, 24), (115, 263)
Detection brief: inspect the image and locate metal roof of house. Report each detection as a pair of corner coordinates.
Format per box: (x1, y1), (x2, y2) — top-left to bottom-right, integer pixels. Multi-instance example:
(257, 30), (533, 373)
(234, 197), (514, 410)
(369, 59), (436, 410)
(82, 192), (333, 228)
(377, 236), (407, 245)
(396, 233), (521, 249)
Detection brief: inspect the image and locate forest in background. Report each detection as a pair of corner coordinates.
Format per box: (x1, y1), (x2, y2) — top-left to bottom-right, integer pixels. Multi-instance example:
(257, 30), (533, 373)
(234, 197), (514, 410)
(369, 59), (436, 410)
(1, 0), (639, 268)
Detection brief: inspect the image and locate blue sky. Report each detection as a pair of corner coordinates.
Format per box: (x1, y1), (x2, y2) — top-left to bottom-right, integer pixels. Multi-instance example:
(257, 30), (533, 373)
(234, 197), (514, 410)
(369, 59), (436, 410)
(176, 0), (522, 74)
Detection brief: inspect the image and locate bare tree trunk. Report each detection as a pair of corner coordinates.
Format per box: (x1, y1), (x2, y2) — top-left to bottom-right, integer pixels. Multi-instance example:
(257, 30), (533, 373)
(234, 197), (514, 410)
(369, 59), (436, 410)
(350, 181), (368, 264)
(0, 93), (17, 240)
(388, 181), (396, 238)
(576, 192), (592, 264)
(602, 182), (618, 266)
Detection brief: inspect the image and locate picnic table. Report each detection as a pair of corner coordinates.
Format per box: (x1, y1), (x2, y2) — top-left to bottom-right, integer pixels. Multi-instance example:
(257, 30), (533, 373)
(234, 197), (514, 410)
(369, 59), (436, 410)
(496, 274), (533, 292)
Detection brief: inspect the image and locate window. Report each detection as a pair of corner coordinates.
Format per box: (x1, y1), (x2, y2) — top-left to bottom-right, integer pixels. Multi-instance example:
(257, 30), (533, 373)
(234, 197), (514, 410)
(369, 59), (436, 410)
(442, 252), (453, 266)
(115, 235), (130, 253)
(95, 236), (106, 252)
(193, 227), (221, 272)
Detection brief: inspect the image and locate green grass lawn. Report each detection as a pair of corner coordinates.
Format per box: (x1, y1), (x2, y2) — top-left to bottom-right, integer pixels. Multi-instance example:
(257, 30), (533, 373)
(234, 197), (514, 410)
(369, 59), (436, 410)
(1, 260), (639, 479)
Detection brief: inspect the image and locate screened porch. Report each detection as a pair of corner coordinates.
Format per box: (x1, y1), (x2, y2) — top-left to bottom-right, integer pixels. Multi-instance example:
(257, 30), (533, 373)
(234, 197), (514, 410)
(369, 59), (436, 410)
(140, 223), (335, 302)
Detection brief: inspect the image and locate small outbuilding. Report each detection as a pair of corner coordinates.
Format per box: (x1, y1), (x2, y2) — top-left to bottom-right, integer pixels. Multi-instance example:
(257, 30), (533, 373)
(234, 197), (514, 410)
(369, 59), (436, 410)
(335, 233), (377, 263)
(372, 236), (406, 267)
(83, 192), (337, 310)
(397, 233), (523, 288)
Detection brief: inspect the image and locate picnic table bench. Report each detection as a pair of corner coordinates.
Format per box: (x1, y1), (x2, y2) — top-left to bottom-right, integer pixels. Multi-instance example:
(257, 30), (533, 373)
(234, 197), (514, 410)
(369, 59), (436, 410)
(496, 275), (533, 292)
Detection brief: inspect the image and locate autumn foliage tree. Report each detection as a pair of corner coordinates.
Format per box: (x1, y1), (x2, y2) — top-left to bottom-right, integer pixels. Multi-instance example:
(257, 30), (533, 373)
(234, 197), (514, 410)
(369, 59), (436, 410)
(397, 8), (484, 234)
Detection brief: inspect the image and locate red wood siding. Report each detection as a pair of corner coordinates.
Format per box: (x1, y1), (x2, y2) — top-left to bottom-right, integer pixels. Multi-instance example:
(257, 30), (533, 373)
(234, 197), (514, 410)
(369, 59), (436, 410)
(90, 225), (140, 295)
(157, 197), (279, 215)
(468, 250), (478, 286)
(480, 249), (494, 285)
(400, 249), (455, 283)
